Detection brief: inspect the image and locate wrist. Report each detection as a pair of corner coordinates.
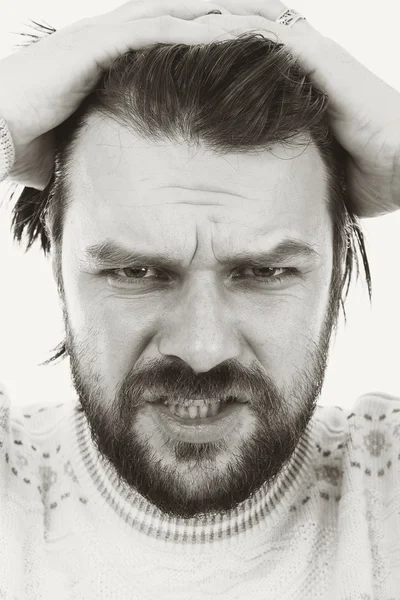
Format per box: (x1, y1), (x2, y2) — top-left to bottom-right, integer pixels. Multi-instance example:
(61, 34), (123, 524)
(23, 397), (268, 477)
(0, 117), (15, 182)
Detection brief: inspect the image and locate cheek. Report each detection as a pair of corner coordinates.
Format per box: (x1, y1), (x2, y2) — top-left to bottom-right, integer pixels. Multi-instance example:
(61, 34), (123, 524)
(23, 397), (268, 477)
(62, 269), (151, 394)
(246, 283), (331, 387)
(82, 297), (156, 393)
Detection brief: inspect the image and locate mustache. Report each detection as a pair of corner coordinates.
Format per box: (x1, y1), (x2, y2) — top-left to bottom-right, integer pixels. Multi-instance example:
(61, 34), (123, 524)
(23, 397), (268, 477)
(117, 358), (277, 405)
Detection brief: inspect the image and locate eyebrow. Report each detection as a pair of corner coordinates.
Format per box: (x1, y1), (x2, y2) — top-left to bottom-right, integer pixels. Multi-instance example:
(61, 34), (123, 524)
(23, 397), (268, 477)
(81, 238), (320, 270)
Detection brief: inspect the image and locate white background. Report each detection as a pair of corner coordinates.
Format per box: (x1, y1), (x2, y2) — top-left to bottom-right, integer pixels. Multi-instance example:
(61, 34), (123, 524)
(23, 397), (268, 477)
(0, 0), (399, 409)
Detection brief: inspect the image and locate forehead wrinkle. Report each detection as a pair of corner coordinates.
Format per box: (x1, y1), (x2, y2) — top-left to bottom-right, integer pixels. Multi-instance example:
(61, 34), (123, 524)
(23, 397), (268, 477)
(184, 215), (218, 268)
(189, 224), (200, 267)
(153, 184), (249, 202)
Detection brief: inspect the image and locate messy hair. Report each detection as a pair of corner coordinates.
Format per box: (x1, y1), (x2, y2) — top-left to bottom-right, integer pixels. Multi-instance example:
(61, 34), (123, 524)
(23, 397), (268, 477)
(6, 20), (371, 365)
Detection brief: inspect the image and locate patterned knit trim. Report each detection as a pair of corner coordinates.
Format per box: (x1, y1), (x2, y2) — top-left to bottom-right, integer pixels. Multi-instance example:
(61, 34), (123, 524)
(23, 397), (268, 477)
(73, 405), (317, 544)
(0, 118), (15, 182)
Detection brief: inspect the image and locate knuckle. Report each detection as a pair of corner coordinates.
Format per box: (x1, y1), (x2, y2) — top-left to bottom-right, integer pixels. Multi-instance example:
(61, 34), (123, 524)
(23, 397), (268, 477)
(157, 14), (175, 28)
(159, 14), (175, 23)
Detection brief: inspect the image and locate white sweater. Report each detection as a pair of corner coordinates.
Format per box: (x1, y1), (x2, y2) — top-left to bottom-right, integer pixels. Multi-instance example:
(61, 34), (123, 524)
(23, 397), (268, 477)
(0, 118), (14, 183)
(0, 379), (399, 600)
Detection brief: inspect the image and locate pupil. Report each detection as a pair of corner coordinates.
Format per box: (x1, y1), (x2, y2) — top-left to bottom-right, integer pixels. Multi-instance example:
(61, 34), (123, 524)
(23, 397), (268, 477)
(126, 267), (147, 278)
(254, 267), (274, 277)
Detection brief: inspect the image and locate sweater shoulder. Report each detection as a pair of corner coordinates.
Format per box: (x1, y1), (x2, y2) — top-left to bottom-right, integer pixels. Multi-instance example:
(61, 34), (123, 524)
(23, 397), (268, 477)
(348, 391), (400, 471)
(0, 380), (74, 508)
(313, 391), (400, 494)
(0, 379), (71, 439)
(315, 390), (400, 433)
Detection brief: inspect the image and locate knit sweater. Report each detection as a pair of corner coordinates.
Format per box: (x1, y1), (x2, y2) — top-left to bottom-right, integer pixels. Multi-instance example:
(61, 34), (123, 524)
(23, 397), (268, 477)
(0, 379), (399, 600)
(0, 118), (14, 183)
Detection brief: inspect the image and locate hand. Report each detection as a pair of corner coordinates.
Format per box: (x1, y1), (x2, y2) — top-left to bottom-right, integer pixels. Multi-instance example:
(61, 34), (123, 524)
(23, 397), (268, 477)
(194, 0), (400, 217)
(0, 0), (233, 190)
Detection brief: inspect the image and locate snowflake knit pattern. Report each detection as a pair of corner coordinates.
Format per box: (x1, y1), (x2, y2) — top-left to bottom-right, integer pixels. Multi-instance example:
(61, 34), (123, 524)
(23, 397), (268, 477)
(0, 381), (399, 600)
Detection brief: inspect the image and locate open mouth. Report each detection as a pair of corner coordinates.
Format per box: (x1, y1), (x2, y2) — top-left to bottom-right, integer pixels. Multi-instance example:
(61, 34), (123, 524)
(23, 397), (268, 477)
(158, 397), (244, 421)
(150, 399), (247, 443)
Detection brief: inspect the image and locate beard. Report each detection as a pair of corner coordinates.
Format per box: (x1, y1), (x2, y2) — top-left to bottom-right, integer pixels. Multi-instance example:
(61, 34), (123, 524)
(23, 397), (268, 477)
(63, 299), (335, 521)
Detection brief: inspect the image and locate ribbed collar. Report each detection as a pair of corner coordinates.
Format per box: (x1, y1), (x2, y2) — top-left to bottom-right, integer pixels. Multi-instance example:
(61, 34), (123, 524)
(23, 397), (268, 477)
(69, 401), (318, 545)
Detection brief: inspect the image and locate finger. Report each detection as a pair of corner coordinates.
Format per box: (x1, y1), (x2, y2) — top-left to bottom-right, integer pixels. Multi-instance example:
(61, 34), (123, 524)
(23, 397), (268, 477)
(217, 0), (287, 19)
(193, 14), (291, 41)
(206, 0), (318, 35)
(95, 0), (231, 24)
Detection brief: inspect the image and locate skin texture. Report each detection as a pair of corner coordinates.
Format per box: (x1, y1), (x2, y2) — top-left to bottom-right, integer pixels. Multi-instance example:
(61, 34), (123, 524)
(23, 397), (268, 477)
(53, 115), (335, 519)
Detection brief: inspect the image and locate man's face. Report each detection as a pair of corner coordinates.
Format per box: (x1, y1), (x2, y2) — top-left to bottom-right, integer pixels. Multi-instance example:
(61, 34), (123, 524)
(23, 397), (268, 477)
(56, 115), (334, 519)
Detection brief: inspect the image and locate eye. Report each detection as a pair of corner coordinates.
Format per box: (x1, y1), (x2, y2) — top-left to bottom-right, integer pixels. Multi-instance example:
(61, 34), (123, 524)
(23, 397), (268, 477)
(114, 267), (156, 279)
(105, 267), (168, 286)
(240, 267), (286, 278)
(234, 266), (297, 284)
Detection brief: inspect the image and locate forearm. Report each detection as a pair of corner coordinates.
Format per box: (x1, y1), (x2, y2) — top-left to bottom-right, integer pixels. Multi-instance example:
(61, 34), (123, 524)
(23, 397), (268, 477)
(394, 136), (400, 211)
(0, 114), (52, 190)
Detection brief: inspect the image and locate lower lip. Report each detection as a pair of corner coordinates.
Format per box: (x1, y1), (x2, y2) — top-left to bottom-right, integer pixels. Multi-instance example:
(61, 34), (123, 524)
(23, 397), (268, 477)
(149, 402), (246, 443)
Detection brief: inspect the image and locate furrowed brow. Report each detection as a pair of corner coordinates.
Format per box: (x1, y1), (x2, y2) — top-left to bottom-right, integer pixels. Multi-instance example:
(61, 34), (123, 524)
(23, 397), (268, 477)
(221, 239), (320, 269)
(81, 238), (320, 270)
(81, 241), (179, 270)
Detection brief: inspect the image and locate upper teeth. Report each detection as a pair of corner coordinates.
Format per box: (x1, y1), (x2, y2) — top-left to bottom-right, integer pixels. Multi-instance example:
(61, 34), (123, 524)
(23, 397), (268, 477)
(164, 399), (221, 407)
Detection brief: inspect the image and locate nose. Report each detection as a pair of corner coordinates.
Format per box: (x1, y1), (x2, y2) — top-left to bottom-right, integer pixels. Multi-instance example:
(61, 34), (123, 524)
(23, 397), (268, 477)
(158, 280), (242, 373)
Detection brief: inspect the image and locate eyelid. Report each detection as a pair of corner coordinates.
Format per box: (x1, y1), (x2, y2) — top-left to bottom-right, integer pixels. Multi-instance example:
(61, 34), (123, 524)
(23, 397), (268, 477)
(106, 266), (165, 277)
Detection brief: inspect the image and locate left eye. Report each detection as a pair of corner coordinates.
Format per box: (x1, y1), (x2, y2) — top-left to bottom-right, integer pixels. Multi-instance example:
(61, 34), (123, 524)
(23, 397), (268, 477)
(106, 267), (164, 284)
(113, 267), (157, 279)
(238, 267), (287, 279)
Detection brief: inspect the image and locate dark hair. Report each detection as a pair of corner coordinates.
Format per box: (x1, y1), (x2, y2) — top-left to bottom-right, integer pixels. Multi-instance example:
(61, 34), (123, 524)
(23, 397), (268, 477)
(6, 20), (371, 365)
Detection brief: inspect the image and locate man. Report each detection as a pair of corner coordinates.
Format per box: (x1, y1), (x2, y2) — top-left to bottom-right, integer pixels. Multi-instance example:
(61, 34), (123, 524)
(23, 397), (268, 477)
(0, 0), (399, 598)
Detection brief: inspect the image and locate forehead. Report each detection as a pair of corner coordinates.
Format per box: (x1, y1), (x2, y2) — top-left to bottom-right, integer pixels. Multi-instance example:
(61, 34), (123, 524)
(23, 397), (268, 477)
(65, 115), (331, 254)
